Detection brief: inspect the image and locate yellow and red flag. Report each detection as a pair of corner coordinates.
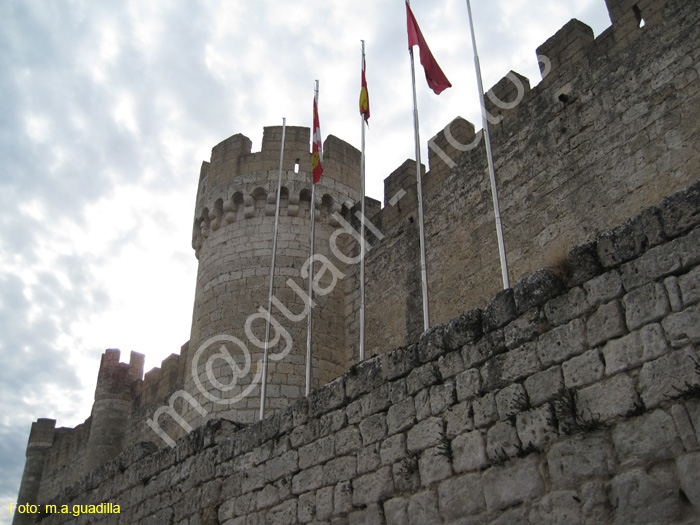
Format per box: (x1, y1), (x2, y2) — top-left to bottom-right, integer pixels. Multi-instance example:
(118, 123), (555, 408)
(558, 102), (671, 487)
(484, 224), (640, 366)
(360, 53), (370, 124)
(312, 97), (323, 184)
(406, 1), (452, 95)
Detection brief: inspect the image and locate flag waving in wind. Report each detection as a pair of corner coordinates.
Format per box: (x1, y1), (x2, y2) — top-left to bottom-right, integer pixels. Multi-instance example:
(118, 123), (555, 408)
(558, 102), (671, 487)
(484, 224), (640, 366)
(360, 52), (370, 123)
(312, 97), (323, 184)
(406, 1), (452, 95)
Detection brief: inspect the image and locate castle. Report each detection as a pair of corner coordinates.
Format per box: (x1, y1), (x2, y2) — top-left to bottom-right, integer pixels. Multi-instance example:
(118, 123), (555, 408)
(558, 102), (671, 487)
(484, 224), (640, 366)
(13, 0), (700, 522)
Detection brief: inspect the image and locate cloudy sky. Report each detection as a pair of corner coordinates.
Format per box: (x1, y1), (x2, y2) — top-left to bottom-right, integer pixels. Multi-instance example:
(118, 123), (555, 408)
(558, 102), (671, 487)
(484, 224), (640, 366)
(0, 0), (612, 517)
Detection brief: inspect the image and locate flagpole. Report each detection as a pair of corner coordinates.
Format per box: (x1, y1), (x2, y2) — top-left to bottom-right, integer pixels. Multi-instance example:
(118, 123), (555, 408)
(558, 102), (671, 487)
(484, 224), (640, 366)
(465, 0), (510, 289)
(359, 40), (367, 362)
(305, 81), (319, 397)
(259, 117), (286, 421)
(407, 1), (430, 331)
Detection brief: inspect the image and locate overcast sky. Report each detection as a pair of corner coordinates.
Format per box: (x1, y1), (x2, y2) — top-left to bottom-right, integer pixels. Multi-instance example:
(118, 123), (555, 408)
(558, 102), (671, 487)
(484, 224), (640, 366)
(0, 0), (612, 518)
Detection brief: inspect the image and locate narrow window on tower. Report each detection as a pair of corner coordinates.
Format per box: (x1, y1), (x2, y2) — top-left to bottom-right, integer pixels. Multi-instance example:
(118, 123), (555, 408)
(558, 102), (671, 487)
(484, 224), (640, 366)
(294, 158), (300, 173)
(633, 5), (645, 28)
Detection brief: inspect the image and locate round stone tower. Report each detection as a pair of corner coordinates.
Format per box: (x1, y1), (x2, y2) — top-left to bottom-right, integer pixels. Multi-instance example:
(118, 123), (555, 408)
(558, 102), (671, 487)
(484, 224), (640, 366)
(181, 125), (361, 426)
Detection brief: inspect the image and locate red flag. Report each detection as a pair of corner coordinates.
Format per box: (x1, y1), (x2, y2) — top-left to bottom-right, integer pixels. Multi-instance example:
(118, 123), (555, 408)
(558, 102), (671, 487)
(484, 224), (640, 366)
(360, 54), (370, 123)
(312, 97), (323, 184)
(406, 2), (452, 95)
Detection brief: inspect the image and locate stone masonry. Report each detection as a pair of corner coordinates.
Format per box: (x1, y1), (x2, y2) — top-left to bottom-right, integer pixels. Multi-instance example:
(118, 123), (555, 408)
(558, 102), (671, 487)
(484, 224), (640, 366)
(12, 0), (700, 521)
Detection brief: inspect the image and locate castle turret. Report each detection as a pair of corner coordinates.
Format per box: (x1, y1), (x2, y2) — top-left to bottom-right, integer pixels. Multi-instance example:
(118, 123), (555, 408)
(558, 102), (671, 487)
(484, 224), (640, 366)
(13, 419), (55, 525)
(181, 125), (362, 429)
(84, 349), (143, 471)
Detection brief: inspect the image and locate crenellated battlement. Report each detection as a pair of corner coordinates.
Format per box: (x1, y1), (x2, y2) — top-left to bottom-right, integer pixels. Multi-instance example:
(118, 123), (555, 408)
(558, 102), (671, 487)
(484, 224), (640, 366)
(13, 0), (700, 520)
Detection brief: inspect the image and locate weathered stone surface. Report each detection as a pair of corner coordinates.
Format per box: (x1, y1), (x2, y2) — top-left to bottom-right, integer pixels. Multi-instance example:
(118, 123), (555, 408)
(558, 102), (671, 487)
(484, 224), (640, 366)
(601, 322), (669, 375)
(406, 362), (440, 396)
(386, 397), (416, 436)
(608, 466), (683, 524)
(407, 417), (444, 454)
(380, 433), (407, 466)
(472, 393), (498, 429)
(359, 413), (386, 446)
(462, 330), (506, 368)
(418, 446), (452, 486)
(612, 409), (684, 468)
(407, 490), (441, 525)
(315, 486), (333, 521)
(455, 368), (481, 402)
(659, 179), (700, 237)
(437, 473), (486, 521)
(480, 343), (541, 391)
(322, 455), (356, 486)
(562, 349), (604, 388)
(583, 270), (624, 308)
(586, 300), (627, 347)
(662, 303), (700, 346)
(516, 404), (558, 451)
(679, 265), (700, 306)
(443, 309), (483, 350)
(676, 451), (700, 509)
(351, 466), (393, 507)
(529, 490), (583, 525)
(483, 289), (518, 332)
(638, 347), (700, 408)
(437, 350), (465, 380)
(514, 269), (564, 314)
(308, 377), (346, 419)
(482, 454), (545, 511)
(504, 310), (544, 349)
(348, 503), (383, 525)
(384, 344), (419, 381)
(344, 357), (383, 401)
(596, 206), (665, 268)
(620, 243), (682, 291)
(495, 383), (529, 420)
(625, 282), (672, 332)
(524, 365), (565, 407)
(567, 241), (603, 287)
(299, 435), (335, 470)
(544, 286), (588, 327)
(486, 421), (521, 462)
(537, 318), (587, 366)
(547, 435), (614, 489)
(576, 373), (640, 422)
(384, 497), (408, 525)
(671, 404), (700, 451)
(452, 430), (488, 474)
(430, 382), (456, 415)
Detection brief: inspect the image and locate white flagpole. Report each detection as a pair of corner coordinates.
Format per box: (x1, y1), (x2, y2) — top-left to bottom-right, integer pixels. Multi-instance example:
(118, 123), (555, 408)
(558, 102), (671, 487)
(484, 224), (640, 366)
(466, 0), (510, 289)
(360, 40), (367, 362)
(259, 117), (286, 421)
(407, 0), (430, 331)
(305, 81), (320, 396)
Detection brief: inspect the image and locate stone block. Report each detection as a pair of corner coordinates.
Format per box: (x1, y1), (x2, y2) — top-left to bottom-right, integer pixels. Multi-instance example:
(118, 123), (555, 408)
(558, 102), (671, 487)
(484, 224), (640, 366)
(620, 243), (682, 291)
(662, 303), (700, 346)
(596, 206), (665, 268)
(384, 497), (408, 525)
(613, 409), (684, 468)
(659, 178), (700, 237)
(348, 503), (383, 525)
(380, 433), (407, 465)
(480, 343), (541, 391)
(452, 430), (488, 473)
(602, 323), (669, 375)
(486, 421), (521, 462)
(414, 388), (431, 422)
(495, 383), (529, 420)
(418, 446), (452, 486)
(586, 300), (627, 347)
(344, 357), (383, 401)
(406, 362), (440, 396)
(544, 286), (588, 327)
(308, 377), (346, 419)
(359, 413), (387, 446)
(292, 465), (324, 495)
(334, 426), (361, 456)
(524, 366), (565, 406)
(407, 490), (441, 525)
(387, 397), (416, 436)
(442, 308), (483, 350)
(608, 466), (683, 524)
(444, 400), (473, 439)
(516, 403), (558, 451)
(562, 349), (605, 388)
(334, 480), (352, 515)
(455, 368), (481, 401)
(671, 404), (700, 451)
(437, 473), (486, 521)
(576, 373), (641, 422)
(504, 310), (543, 349)
(266, 499), (297, 525)
(583, 270), (624, 308)
(356, 442), (381, 475)
(430, 382), (456, 415)
(623, 281), (671, 331)
(567, 241), (603, 287)
(351, 466), (393, 507)
(665, 276), (684, 312)
(322, 456), (357, 486)
(297, 491), (315, 522)
(638, 348), (700, 408)
(676, 451), (700, 509)
(482, 454), (545, 512)
(483, 289), (518, 332)
(513, 269), (564, 314)
(437, 350), (465, 380)
(538, 318), (587, 366)
(679, 265), (700, 306)
(472, 393), (498, 429)
(299, 435), (335, 470)
(315, 486), (333, 521)
(407, 417), (445, 454)
(547, 435), (614, 489)
(384, 344), (419, 381)
(528, 490), (584, 525)
(462, 330), (506, 368)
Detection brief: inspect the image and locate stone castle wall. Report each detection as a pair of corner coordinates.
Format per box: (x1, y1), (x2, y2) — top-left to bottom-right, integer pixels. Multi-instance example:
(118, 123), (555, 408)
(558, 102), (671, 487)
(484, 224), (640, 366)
(31, 180), (700, 524)
(12, 0), (700, 520)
